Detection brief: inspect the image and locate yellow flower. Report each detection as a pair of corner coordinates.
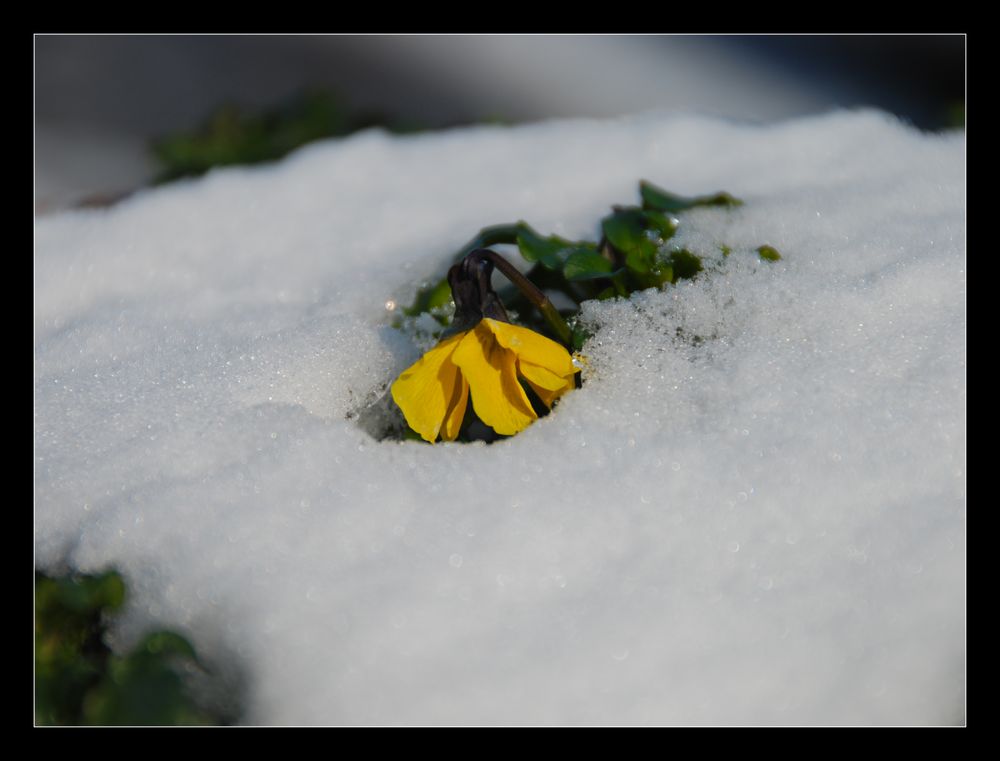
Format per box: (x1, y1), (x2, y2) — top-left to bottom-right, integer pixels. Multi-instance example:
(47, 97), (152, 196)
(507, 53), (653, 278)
(391, 318), (581, 443)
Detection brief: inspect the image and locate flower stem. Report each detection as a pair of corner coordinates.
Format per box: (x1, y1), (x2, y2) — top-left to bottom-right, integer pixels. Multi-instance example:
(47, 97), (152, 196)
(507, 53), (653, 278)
(466, 248), (573, 347)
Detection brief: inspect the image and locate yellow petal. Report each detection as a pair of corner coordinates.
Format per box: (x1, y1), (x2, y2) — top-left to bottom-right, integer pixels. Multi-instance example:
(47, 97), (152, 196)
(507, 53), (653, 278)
(525, 374), (576, 409)
(391, 332), (466, 443)
(452, 321), (537, 436)
(518, 360), (571, 391)
(440, 372), (468, 441)
(483, 318), (578, 378)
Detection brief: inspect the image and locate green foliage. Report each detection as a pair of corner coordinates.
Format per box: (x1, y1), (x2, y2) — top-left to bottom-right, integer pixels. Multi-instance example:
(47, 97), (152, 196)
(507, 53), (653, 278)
(398, 180), (782, 347)
(35, 569), (226, 726)
(639, 180), (743, 212)
(152, 90), (414, 184)
(563, 249), (616, 281)
(757, 245), (783, 262)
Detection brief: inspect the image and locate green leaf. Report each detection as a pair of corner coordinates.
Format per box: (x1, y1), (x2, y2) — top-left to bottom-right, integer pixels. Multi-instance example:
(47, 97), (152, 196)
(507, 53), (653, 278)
(563, 248), (616, 281)
(459, 222), (528, 254)
(640, 179), (743, 212)
(595, 286), (618, 301)
(602, 207), (659, 274)
(757, 244), (782, 262)
(425, 278), (453, 310)
(666, 249), (703, 280)
(628, 265), (673, 290)
(516, 225), (576, 270)
(642, 209), (680, 242)
(402, 277), (451, 317)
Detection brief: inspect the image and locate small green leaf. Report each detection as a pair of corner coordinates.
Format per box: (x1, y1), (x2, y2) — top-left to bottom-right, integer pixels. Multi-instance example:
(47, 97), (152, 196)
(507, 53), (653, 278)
(640, 179), (743, 212)
(602, 207), (658, 274)
(425, 278), (453, 310)
(757, 245), (782, 262)
(652, 265), (673, 286)
(403, 277), (451, 316)
(642, 209), (680, 242)
(667, 249), (704, 280)
(563, 249), (616, 281)
(631, 265), (673, 290)
(595, 286), (618, 301)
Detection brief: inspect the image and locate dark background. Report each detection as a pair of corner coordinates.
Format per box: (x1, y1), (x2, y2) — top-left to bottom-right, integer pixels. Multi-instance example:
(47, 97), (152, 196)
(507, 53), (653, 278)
(34, 35), (965, 211)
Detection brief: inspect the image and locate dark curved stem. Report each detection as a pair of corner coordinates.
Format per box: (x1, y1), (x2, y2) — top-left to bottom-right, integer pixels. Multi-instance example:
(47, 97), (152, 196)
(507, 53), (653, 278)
(466, 248), (573, 347)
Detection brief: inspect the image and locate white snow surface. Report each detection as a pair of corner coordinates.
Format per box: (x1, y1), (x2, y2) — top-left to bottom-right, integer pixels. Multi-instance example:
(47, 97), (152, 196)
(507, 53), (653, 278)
(34, 110), (966, 725)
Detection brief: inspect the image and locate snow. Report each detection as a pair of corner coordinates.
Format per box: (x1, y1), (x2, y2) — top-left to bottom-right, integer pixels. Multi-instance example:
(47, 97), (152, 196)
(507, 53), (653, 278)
(34, 109), (966, 725)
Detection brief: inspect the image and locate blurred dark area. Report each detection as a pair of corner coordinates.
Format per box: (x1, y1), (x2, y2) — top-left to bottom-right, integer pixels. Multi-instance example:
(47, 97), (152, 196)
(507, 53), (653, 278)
(35, 569), (239, 725)
(726, 36), (965, 131)
(34, 35), (965, 212)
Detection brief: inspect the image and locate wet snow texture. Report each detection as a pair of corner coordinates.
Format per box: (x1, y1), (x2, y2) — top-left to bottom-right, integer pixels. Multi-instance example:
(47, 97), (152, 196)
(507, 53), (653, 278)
(34, 111), (965, 725)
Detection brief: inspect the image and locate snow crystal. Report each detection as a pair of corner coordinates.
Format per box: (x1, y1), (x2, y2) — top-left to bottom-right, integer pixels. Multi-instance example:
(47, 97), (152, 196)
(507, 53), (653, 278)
(34, 110), (965, 725)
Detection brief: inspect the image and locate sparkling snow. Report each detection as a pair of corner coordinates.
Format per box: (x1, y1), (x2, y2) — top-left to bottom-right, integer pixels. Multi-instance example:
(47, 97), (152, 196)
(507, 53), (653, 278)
(34, 110), (966, 725)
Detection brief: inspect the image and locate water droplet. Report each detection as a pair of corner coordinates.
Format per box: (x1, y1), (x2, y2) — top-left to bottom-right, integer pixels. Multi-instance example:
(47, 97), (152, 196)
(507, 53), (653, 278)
(612, 649), (630, 661)
(449, 553), (463, 568)
(671, 462), (681, 471)
(727, 541), (740, 553)
(759, 576), (774, 591)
